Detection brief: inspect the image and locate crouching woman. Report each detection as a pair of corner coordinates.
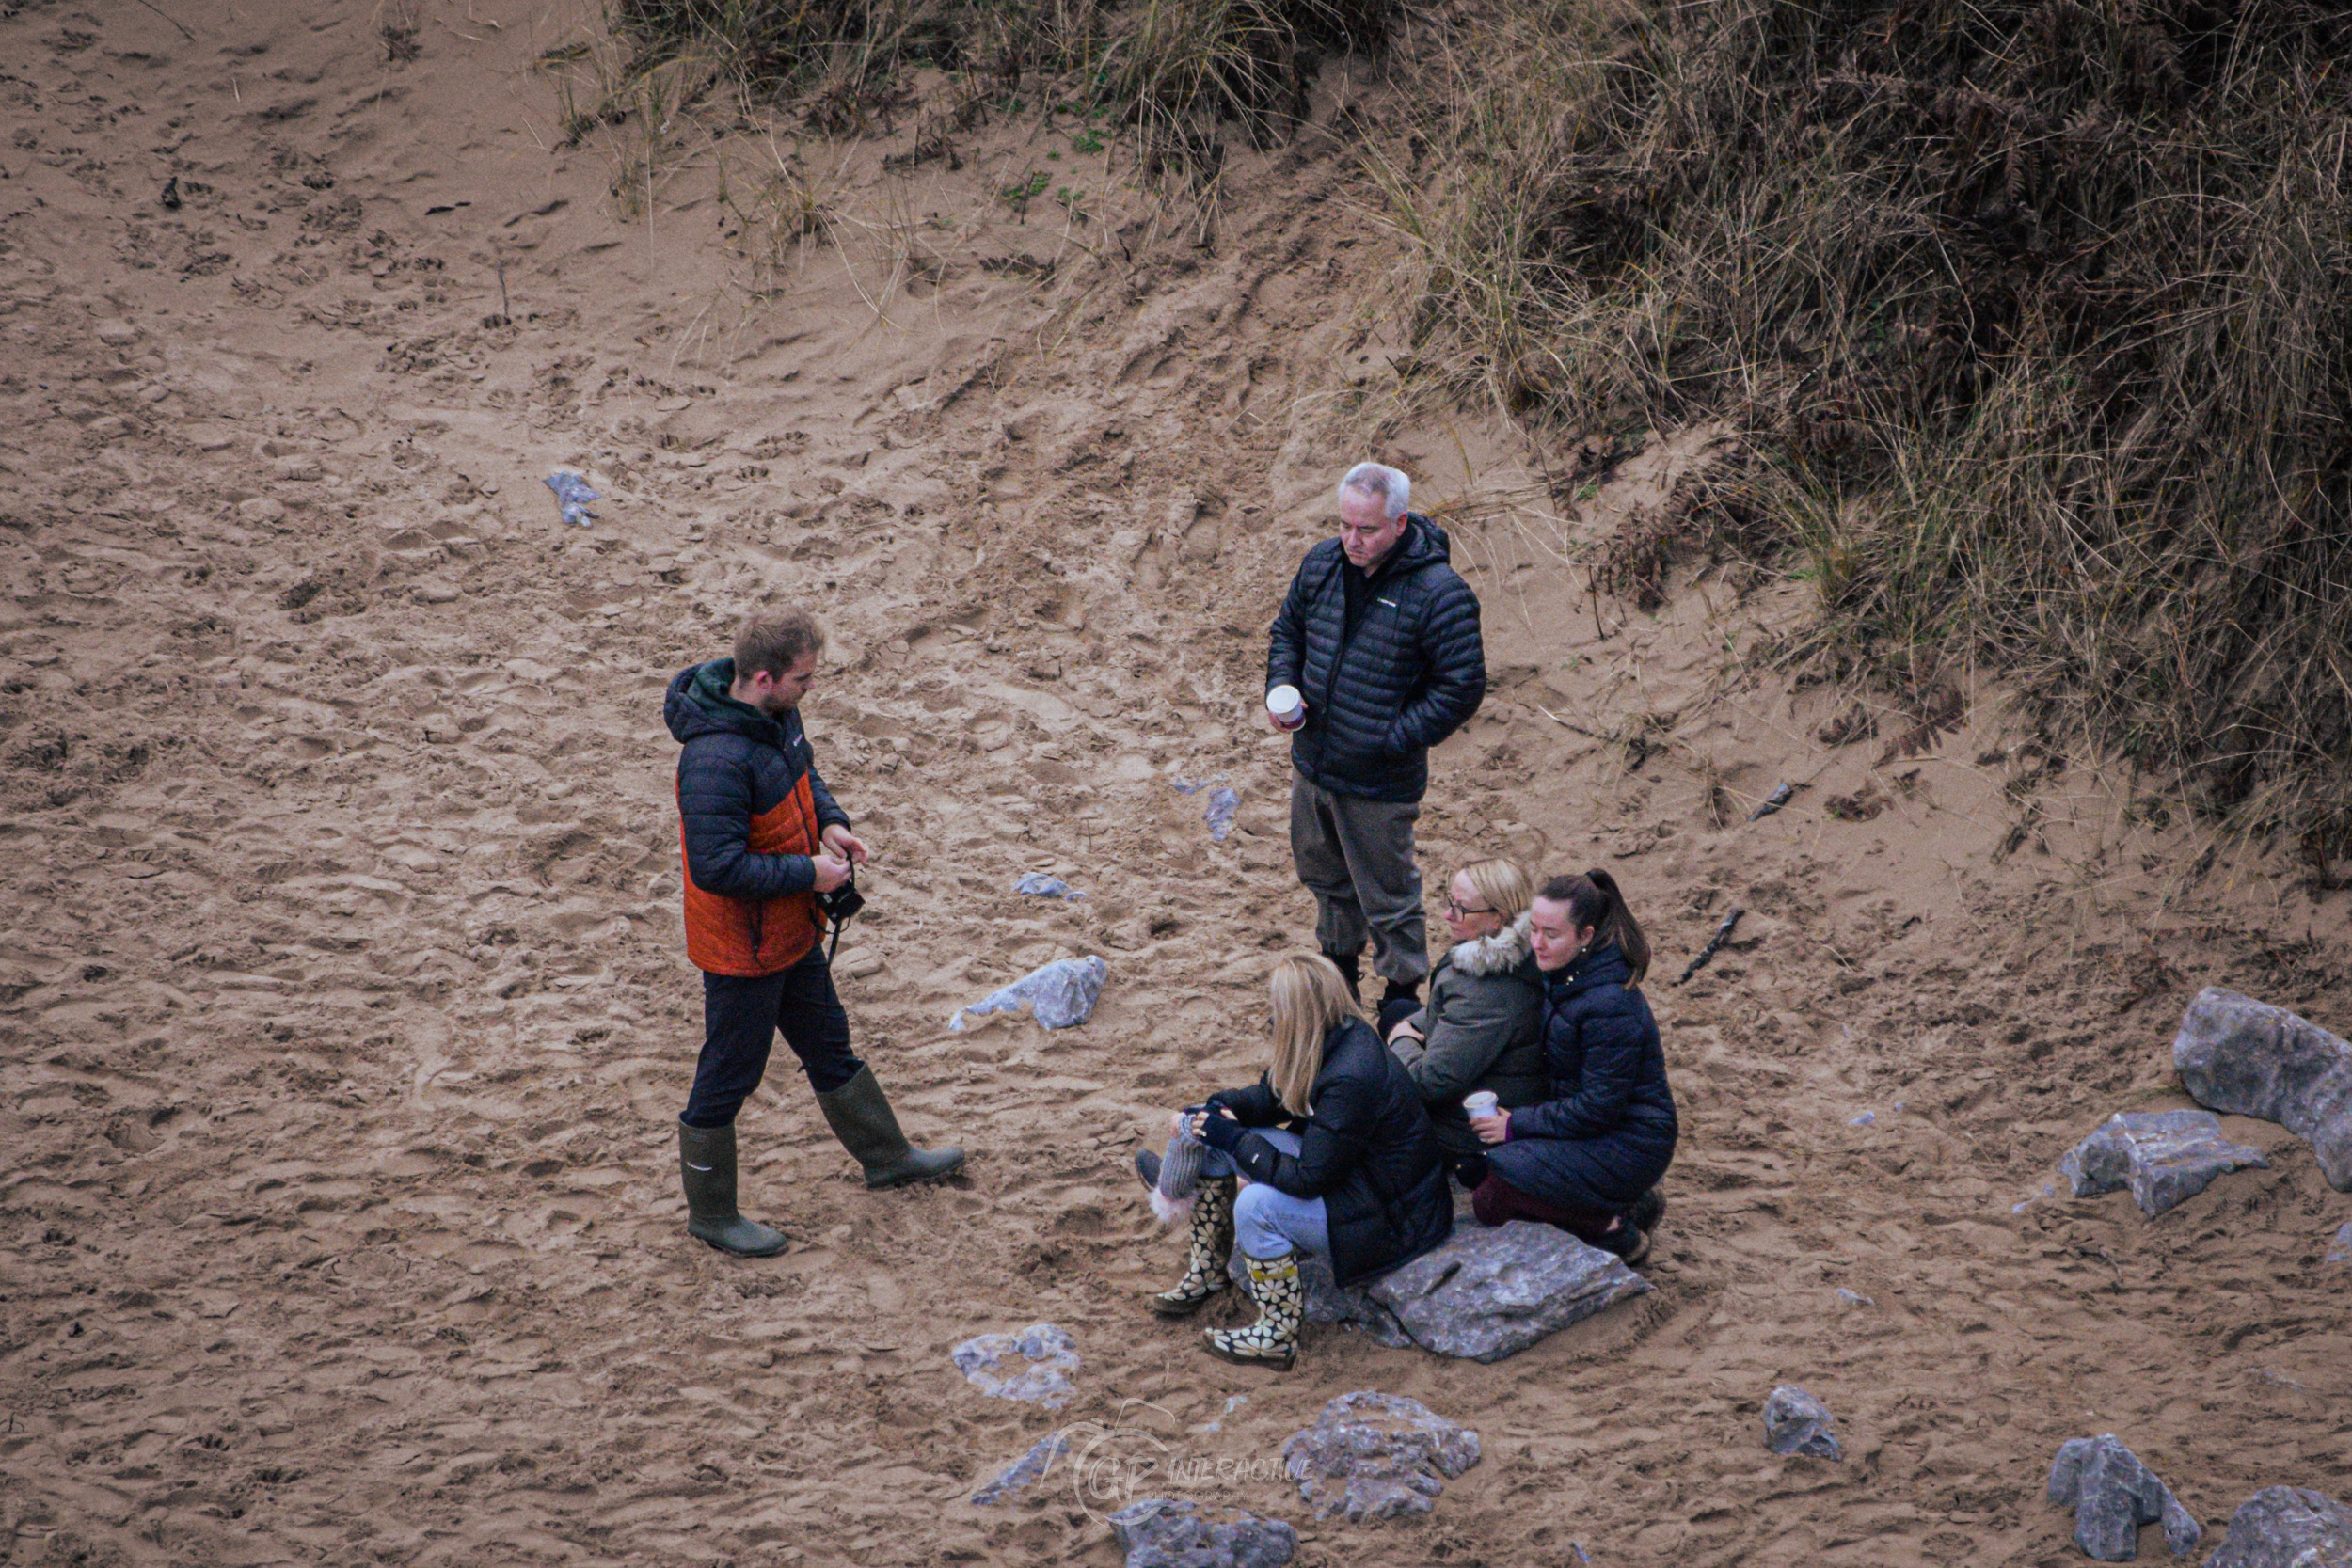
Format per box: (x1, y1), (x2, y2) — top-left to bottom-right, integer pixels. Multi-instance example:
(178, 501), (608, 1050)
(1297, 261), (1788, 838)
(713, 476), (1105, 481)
(1470, 871), (1676, 1264)
(1386, 857), (1547, 1170)
(1147, 954), (1451, 1370)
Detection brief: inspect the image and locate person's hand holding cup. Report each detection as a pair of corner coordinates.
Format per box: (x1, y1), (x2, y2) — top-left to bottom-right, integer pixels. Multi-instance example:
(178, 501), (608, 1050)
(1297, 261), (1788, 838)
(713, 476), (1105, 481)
(1464, 1090), (1508, 1146)
(1264, 684), (1306, 733)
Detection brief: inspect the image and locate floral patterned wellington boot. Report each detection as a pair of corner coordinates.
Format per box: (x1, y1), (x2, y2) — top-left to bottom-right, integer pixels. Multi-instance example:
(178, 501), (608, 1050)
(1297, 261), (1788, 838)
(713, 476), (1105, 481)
(1150, 1176), (1234, 1317)
(1203, 1252), (1302, 1370)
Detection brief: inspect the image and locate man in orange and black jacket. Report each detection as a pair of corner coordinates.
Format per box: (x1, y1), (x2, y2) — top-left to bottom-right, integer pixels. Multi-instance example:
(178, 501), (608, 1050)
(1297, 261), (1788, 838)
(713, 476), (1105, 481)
(662, 608), (962, 1257)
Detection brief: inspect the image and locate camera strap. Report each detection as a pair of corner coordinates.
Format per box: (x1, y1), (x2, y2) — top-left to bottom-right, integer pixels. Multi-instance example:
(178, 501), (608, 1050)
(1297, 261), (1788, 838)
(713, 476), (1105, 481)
(825, 871), (856, 966)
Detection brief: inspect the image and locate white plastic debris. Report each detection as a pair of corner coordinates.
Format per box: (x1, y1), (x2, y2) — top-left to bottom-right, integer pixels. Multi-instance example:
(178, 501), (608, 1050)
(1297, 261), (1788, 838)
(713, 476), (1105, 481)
(949, 955), (1107, 1032)
(1012, 873), (1086, 900)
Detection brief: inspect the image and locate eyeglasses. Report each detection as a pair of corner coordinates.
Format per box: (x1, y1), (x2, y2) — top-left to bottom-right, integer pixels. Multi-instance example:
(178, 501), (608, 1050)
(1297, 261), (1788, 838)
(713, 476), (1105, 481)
(1443, 895), (1497, 918)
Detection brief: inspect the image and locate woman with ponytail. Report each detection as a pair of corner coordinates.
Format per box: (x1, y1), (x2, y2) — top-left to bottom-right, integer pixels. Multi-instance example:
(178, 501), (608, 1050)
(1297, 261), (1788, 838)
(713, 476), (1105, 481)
(1463, 869), (1676, 1264)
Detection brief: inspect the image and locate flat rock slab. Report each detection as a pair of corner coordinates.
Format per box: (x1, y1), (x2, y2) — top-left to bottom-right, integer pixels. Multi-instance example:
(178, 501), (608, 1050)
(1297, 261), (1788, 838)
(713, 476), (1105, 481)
(970, 1430), (1067, 1505)
(2204, 1486), (2352, 1568)
(2059, 1109), (2269, 1216)
(2173, 988), (2352, 1191)
(1232, 1219), (1651, 1362)
(1281, 1391), (1481, 1523)
(1763, 1386), (1842, 1461)
(1108, 1499), (1297, 1568)
(951, 1323), (1079, 1409)
(2048, 1433), (2201, 1560)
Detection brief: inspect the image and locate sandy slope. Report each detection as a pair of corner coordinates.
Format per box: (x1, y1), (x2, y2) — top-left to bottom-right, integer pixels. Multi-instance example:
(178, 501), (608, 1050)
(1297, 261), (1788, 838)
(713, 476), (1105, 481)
(3, 3), (2349, 1565)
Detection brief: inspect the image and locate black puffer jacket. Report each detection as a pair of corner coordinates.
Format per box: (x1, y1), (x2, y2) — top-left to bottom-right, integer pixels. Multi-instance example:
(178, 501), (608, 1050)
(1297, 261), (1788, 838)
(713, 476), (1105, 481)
(1207, 1016), (1453, 1285)
(665, 659), (850, 904)
(1496, 943), (1678, 1206)
(1265, 514), (1486, 803)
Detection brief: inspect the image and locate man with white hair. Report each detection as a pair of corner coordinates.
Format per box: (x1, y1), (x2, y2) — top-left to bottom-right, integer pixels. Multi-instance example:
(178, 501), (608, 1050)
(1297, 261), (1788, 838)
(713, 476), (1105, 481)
(1266, 462), (1486, 1034)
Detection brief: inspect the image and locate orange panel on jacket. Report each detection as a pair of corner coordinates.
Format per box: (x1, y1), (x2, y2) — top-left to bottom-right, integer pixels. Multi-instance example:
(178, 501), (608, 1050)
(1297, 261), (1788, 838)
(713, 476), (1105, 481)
(679, 773), (826, 976)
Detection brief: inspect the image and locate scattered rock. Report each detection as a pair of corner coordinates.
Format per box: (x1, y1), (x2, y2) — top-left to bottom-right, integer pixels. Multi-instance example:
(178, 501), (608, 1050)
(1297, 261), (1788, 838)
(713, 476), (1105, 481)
(970, 1430), (1067, 1505)
(2328, 1221), (2351, 1266)
(1762, 1386), (1843, 1461)
(2058, 1109), (2269, 1216)
(2047, 1433), (2201, 1560)
(544, 470), (599, 527)
(949, 954), (1107, 1032)
(1280, 1391), (1481, 1523)
(2203, 1486), (2352, 1568)
(950, 1323), (1079, 1409)
(2173, 988), (2352, 1191)
(1233, 1219), (1651, 1362)
(1107, 1499), (1297, 1568)
(95, 319), (139, 345)
(411, 578), (461, 605)
(238, 497), (286, 524)
(1204, 786), (1239, 842)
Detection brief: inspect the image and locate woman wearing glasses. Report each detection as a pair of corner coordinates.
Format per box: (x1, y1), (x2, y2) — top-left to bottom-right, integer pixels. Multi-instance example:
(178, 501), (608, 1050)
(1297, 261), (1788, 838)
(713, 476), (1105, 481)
(1384, 858), (1547, 1177)
(1465, 870), (1674, 1265)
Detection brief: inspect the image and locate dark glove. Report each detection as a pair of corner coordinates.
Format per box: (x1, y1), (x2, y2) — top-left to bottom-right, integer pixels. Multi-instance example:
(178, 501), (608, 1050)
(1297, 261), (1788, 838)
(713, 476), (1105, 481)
(1200, 1112), (1247, 1154)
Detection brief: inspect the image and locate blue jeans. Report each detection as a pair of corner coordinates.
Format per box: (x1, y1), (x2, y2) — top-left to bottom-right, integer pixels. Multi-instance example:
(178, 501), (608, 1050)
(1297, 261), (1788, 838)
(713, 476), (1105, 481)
(1200, 1128), (1329, 1261)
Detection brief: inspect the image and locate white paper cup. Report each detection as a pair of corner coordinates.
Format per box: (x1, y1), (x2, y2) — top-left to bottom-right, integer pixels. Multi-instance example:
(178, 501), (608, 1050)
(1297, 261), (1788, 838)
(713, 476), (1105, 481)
(1266, 685), (1304, 727)
(1462, 1091), (1500, 1119)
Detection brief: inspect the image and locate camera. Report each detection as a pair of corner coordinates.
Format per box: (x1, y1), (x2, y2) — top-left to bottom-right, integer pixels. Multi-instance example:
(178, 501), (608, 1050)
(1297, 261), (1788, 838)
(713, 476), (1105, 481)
(817, 876), (865, 924)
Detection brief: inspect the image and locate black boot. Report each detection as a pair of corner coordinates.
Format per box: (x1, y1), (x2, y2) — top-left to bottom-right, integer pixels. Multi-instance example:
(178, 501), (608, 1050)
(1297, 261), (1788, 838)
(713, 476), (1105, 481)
(677, 1119), (789, 1258)
(1448, 1150), (1490, 1191)
(815, 1065), (965, 1188)
(1630, 1185), (1666, 1235)
(1375, 979), (1421, 1039)
(1323, 949), (1363, 1003)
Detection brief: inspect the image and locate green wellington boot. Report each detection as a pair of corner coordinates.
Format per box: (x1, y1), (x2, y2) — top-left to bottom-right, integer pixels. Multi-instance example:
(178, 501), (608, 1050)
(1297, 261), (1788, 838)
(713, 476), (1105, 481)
(814, 1065), (965, 1189)
(677, 1119), (789, 1257)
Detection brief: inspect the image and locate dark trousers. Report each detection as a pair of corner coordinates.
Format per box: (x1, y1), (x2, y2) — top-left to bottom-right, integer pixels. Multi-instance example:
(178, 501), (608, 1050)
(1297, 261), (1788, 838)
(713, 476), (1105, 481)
(1471, 1172), (1616, 1243)
(682, 947), (864, 1128)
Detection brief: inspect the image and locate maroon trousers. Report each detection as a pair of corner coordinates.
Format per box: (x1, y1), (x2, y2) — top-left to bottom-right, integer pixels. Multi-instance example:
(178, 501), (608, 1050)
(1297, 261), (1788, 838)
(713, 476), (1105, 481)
(1471, 1172), (1616, 1244)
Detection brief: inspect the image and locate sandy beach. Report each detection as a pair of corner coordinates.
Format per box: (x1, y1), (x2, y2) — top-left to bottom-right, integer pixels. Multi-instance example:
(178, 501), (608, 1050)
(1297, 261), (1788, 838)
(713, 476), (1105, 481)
(3, 3), (2348, 1563)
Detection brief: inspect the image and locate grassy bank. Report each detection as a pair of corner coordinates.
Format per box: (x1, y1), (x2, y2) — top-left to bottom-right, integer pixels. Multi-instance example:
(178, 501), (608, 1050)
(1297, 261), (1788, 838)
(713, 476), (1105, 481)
(1386, 0), (2352, 847)
(603, 0), (1388, 170)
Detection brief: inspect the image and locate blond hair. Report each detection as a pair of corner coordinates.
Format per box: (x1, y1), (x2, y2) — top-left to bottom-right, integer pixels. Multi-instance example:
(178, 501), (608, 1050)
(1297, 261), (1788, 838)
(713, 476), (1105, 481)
(1455, 858), (1533, 924)
(1267, 954), (1357, 1117)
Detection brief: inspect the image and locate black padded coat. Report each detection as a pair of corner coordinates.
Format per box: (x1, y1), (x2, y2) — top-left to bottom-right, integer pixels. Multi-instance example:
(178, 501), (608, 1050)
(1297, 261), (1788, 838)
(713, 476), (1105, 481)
(1207, 1016), (1454, 1285)
(1486, 944), (1678, 1211)
(1265, 514), (1486, 803)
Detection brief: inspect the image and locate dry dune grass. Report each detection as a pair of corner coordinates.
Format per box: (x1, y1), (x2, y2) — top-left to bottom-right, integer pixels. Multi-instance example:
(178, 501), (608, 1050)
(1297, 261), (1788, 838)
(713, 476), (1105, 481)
(1379, 0), (2352, 850)
(612, 0), (1390, 172)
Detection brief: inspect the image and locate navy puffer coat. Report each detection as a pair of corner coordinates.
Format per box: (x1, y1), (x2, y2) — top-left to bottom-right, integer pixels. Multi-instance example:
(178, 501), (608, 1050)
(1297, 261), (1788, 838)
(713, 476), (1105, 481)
(665, 660), (851, 975)
(1266, 514), (1486, 803)
(1207, 1017), (1454, 1286)
(1486, 943), (1678, 1212)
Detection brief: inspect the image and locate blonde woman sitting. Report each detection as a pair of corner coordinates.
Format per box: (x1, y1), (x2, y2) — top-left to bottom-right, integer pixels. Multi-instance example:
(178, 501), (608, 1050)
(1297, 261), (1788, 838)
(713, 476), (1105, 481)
(1385, 857), (1547, 1176)
(1135, 954), (1452, 1370)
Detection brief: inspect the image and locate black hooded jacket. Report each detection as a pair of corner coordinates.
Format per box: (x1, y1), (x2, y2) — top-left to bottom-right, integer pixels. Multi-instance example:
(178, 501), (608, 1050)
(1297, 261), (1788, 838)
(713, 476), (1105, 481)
(1207, 1016), (1454, 1286)
(1265, 513), (1486, 803)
